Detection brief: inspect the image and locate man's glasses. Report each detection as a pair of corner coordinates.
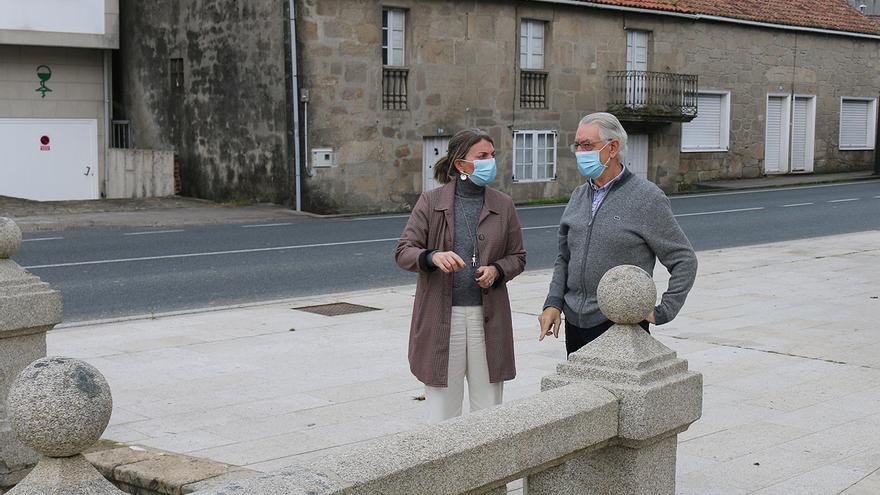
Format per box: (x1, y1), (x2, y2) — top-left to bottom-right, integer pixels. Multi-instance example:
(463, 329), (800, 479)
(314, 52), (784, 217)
(569, 139), (608, 153)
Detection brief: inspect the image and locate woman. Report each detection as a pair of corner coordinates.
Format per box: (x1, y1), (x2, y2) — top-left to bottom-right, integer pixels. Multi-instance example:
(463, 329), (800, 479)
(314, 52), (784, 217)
(395, 128), (526, 423)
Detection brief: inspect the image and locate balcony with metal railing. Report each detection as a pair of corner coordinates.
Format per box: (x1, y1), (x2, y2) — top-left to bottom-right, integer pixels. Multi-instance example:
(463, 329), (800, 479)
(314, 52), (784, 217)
(607, 71), (698, 123)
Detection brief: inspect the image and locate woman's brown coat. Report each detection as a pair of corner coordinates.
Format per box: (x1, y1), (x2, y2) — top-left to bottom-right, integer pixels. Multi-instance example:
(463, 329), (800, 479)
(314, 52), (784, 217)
(395, 181), (526, 387)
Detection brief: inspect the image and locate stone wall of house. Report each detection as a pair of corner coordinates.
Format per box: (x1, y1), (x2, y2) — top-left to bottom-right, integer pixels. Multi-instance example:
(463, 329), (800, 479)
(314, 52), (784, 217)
(298, 0), (633, 213)
(300, 1), (880, 213)
(630, 13), (880, 185)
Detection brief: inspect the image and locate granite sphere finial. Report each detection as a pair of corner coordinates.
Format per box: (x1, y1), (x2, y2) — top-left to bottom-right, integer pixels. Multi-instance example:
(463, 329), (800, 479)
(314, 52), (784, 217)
(597, 265), (656, 324)
(0, 217), (22, 259)
(7, 357), (113, 458)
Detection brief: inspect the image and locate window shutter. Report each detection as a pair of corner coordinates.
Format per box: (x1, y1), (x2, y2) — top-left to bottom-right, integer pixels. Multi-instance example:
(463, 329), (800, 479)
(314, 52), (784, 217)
(791, 97), (810, 170)
(765, 96), (785, 173)
(383, 9), (405, 67)
(520, 20), (544, 69)
(840, 99), (871, 148)
(682, 93), (723, 150)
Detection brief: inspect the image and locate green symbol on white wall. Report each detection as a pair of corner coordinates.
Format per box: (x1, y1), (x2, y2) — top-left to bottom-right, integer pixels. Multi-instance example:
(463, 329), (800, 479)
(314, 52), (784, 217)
(35, 65), (53, 98)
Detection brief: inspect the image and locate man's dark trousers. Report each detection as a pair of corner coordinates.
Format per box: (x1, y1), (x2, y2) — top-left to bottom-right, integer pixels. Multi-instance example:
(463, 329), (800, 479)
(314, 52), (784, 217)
(565, 320), (650, 355)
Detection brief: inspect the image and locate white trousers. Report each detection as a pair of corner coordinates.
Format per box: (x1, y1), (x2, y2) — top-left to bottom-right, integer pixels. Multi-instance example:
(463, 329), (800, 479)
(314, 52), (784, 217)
(425, 306), (504, 423)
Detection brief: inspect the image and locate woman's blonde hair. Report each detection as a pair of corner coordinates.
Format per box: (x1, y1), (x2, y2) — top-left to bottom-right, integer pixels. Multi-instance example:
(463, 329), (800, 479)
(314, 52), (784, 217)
(432, 128), (494, 184)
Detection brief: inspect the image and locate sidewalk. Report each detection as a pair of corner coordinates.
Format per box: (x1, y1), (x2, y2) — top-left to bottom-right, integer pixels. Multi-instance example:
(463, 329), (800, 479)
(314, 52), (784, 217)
(694, 170), (877, 191)
(3, 171), (877, 232)
(46, 230), (880, 494)
(0, 196), (312, 232)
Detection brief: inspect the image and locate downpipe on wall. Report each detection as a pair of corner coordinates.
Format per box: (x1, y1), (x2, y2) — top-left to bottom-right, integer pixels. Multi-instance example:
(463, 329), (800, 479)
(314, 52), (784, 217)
(102, 50), (112, 198)
(289, 0), (303, 211)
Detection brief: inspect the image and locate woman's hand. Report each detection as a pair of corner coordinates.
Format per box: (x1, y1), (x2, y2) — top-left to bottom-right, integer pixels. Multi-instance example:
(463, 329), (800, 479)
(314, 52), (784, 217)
(538, 306), (561, 340)
(475, 265), (498, 289)
(431, 251), (466, 273)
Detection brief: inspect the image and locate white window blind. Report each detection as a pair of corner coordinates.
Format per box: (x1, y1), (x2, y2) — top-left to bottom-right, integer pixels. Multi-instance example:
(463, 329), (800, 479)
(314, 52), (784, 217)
(382, 9), (405, 66)
(840, 98), (876, 149)
(681, 92), (729, 152)
(520, 20), (544, 69)
(765, 96), (786, 173)
(791, 97), (810, 171)
(514, 130), (556, 181)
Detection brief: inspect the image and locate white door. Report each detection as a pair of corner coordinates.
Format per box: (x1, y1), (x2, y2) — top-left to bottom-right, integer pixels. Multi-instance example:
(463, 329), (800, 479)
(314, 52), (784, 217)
(790, 96), (815, 172)
(626, 134), (648, 180)
(422, 136), (449, 191)
(0, 119), (99, 200)
(626, 30), (648, 106)
(764, 95), (790, 174)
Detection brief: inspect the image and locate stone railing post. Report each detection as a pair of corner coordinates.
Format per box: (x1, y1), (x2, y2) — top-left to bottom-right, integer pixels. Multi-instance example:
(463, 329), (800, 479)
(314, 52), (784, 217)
(0, 218), (63, 489)
(526, 265), (702, 495)
(5, 356), (125, 495)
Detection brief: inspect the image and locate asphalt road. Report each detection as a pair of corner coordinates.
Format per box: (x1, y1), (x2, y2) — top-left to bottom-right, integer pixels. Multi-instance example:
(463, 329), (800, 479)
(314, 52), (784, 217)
(11, 180), (880, 323)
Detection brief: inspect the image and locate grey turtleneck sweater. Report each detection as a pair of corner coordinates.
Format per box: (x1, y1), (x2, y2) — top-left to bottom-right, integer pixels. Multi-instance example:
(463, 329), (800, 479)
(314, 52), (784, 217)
(451, 178), (485, 306)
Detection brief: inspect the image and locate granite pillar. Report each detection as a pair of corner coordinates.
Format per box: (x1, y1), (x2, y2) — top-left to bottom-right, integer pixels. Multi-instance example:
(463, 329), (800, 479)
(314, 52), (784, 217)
(0, 218), (63, 489)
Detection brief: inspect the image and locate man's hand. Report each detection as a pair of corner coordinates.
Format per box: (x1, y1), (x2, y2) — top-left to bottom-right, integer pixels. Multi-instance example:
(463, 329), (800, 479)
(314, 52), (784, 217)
(431, 251), (466, 273)
(475, 265), (498, 289)
(645, 311), (656, 324)
(538, 306), (561, 341)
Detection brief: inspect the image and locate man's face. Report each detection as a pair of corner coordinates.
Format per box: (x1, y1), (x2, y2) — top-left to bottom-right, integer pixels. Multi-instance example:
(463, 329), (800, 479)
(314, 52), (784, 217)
(574, 123), (618, 162)
(574, 123), (603, 150)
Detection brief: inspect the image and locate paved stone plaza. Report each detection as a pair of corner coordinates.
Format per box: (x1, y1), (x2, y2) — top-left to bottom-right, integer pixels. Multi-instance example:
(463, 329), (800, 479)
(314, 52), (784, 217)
(48, 231), (880, 494)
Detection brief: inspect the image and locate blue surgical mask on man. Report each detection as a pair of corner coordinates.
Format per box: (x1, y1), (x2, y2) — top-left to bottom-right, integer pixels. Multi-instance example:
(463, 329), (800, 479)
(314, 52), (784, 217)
(461, 158), (497, 186)
(576, 142), (611, 179)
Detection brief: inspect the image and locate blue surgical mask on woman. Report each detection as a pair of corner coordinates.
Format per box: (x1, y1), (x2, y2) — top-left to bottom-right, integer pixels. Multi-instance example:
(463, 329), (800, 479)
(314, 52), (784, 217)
(460, 158), (497, 186)
(576, 142), (611, 178)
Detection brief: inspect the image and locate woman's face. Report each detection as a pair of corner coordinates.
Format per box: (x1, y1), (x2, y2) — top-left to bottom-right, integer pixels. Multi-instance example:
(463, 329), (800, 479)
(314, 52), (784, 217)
(455, 139), (495, 175)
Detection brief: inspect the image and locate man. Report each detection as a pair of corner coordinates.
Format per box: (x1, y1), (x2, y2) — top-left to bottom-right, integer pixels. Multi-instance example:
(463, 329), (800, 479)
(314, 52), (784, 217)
(538, 112), (697, 354)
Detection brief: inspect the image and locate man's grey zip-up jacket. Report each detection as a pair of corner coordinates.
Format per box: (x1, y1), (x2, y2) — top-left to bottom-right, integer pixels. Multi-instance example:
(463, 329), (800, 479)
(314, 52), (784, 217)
(543, 168), (697, 328)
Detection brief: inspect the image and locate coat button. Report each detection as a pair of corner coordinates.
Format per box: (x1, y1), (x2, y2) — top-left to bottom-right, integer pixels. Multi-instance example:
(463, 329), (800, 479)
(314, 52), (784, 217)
(482, 289), (489, 295)
(478, 234), (485, 241)
(484, 316), (490, 323)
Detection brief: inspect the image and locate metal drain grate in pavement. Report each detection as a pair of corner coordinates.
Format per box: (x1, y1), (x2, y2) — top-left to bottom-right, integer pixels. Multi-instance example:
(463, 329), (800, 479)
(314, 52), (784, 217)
(292, 302), (381, 316)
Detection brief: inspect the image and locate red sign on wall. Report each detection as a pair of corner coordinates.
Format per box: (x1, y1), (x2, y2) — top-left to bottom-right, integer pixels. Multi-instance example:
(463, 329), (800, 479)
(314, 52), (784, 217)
(40, 135), (50, 151)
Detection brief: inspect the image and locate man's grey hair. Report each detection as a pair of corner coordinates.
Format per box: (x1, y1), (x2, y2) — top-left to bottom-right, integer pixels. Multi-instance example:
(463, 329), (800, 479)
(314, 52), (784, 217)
(578, 112), (628, 163)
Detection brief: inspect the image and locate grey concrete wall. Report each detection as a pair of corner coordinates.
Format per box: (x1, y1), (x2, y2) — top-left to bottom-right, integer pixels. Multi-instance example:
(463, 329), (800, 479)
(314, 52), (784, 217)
(107, 149), (175, 199)
(117, 0), (292, 204)
(0, 44), (108, 193)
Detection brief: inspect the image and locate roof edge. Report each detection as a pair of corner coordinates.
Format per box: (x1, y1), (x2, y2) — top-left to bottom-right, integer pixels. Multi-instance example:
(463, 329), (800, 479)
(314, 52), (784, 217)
(532, 0), (880, 40)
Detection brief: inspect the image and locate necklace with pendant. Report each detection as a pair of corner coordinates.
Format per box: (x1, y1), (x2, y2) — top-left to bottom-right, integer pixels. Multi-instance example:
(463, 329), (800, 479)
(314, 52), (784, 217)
(456, 195), (478, 267)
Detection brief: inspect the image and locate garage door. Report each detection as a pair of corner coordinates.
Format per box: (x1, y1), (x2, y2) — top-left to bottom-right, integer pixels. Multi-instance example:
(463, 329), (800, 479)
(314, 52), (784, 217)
(0, 119), (99, 201)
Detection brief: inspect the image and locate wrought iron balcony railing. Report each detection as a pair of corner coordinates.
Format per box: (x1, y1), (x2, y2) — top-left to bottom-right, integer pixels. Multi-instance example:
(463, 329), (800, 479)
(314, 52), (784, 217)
(607, 70), (698, 122)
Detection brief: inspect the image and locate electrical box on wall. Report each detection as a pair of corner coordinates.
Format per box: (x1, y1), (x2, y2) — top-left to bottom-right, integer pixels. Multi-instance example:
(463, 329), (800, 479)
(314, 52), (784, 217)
(311, 148), (335, 168)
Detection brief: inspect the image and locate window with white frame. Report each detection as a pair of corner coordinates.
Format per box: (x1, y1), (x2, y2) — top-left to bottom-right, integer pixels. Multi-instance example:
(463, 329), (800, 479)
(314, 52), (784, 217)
(382, 8), (405, 66)
(839, 97), (877, 150)
(681, 91), (730, 152)
(513, 130), (556, 181)
(520, 19), (544, 69)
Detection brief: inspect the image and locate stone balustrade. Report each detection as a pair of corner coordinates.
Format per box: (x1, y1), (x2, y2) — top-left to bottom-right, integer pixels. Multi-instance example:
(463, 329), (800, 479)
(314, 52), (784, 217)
(1, 214), (702, 495)
(0, 217), (63, 491)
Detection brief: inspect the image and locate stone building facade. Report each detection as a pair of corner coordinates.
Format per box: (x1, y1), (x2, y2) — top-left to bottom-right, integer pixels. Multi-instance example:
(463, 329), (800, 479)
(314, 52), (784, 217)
(118, 0), (880, 213)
